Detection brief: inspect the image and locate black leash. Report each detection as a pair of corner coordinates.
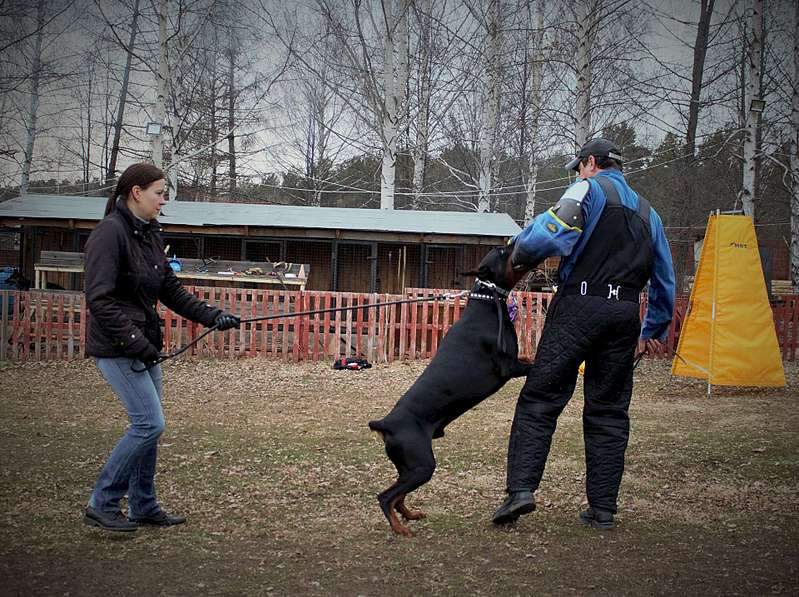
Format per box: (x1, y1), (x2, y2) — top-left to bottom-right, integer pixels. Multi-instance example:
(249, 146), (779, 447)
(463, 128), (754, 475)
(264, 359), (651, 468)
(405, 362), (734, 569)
(130, 290), (470, 372)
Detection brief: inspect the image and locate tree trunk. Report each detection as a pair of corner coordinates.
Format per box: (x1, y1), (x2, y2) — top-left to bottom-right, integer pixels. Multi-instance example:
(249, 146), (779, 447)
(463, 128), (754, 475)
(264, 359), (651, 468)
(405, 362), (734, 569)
(312, 82), (330, 207)
(741, 0), (763, 218)
(791, 0), (799, 290)
(227, 40), (237, 196)
(478, 0), (501, 212)
(411, 0), (432, 210)
(209, 50), (218, 201)
(20, 0), (46, 195)
(84, 65), (93, 194)
(685, 0), (714, 160)
(574, 0), (597, 148)
(524, 0), (544, 226)
(380, 0), (398, 210)
(106, 0), (140, 187)
(151, 0), (168, 170)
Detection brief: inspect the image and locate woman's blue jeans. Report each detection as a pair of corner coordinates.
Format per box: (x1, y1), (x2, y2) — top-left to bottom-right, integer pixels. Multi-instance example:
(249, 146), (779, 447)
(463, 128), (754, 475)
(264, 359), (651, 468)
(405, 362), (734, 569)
(88, 357), (165, 517)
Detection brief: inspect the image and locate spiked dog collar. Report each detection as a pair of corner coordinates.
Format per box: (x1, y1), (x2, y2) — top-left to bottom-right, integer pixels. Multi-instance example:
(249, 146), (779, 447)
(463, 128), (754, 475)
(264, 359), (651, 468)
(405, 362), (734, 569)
(470, 279), (511, 301)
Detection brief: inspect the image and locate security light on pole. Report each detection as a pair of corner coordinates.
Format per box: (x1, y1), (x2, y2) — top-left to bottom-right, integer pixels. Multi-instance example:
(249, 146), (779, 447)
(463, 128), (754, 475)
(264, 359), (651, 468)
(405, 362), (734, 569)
(749, 99), (766, 114)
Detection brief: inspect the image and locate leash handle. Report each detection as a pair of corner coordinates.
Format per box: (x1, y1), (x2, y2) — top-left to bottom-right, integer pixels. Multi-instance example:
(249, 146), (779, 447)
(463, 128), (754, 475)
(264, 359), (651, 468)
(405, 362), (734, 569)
(129, 323), (219, 373)
(130, 354), (168, 373)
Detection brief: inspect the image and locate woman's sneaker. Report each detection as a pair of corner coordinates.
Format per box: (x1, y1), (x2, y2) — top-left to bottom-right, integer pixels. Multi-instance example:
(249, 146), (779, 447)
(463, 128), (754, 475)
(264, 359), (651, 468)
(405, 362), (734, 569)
(83, 507), (138, 532)
(579, 507), (614, 529)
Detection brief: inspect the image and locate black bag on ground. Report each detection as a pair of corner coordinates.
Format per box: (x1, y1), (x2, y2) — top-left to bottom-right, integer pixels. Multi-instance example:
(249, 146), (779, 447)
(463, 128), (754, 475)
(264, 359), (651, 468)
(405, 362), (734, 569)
(333, 357), (372, 370)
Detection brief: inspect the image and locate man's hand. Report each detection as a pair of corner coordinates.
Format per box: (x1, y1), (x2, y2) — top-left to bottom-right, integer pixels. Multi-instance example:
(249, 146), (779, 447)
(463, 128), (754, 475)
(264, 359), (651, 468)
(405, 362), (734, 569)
(636, 337), (664, 358)
(214, 311), (241, 331)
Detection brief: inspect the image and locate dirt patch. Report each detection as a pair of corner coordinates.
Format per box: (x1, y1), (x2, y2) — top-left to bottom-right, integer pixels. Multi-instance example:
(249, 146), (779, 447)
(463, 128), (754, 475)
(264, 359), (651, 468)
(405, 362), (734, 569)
(1, 358), (797, 596)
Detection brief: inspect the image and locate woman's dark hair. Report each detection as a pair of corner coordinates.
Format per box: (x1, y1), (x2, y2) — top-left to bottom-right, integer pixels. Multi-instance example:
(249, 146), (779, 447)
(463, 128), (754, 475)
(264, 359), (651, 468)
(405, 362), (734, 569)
(104, 163), (165, 216)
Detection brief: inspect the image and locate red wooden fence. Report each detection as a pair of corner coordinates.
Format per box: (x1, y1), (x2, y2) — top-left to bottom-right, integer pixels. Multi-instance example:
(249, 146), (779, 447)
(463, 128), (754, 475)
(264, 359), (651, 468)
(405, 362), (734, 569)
(1, 288), (796, 363)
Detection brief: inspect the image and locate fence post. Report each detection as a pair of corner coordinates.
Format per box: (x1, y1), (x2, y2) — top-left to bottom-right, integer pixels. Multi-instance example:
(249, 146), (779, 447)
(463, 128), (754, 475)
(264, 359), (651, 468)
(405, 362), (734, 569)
(0, 291), (8, 361)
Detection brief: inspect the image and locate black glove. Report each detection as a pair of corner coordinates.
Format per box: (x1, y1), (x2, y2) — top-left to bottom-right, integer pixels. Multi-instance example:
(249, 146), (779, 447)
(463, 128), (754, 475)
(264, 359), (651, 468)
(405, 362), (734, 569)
(138, 342), (160, 365)
(214, 311), (241, 331)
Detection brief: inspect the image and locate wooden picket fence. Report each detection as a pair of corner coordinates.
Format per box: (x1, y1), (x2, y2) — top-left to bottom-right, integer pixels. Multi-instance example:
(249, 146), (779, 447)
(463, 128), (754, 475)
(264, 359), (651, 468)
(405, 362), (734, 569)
(1, 288), (797, 363)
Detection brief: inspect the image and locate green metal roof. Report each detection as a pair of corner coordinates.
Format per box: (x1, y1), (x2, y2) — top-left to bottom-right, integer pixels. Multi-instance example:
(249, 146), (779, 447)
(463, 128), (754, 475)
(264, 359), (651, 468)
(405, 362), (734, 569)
(0, 194), (520, 238)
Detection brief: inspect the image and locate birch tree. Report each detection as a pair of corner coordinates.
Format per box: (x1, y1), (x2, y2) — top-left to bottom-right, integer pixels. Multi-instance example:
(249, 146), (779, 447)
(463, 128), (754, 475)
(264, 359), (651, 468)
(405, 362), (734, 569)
(523, 0), (545, 225)
(283, 0), (410, 210)
(573, 0), (598, 148)
(475, 0), (502, 212)
(791, 0), (798, 289)
(741, 0), (764, 217)
(19, 0), (46, 194)
(150, 0), (168, 171)
(410, 0), (432, 209)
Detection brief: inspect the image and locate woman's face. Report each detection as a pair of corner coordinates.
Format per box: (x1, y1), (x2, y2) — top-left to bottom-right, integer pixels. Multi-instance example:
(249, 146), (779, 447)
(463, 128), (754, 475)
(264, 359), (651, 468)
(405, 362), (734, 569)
(129, 178), (167, 220)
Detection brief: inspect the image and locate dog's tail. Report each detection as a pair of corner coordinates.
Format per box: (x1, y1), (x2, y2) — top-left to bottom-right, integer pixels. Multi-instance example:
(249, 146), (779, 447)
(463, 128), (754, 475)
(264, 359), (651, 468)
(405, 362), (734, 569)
(368, 418), (387, 433)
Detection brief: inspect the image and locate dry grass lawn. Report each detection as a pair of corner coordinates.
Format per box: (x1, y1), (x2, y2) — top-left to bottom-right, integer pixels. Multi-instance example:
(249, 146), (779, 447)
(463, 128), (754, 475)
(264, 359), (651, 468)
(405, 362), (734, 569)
(1, 357), (797, 596)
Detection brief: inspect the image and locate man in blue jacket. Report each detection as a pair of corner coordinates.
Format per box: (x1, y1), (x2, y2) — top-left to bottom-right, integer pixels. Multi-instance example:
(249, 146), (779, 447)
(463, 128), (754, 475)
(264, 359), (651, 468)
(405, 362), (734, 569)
(493, 138), (675, 529)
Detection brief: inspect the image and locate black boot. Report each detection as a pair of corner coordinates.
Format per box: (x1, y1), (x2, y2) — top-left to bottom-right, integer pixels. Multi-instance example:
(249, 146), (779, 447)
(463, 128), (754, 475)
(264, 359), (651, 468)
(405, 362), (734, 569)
(579, 507), (614, 529)
(83, 507), (138, 532)
(129, 510), (186, 526)
(492, 491), (535, 525)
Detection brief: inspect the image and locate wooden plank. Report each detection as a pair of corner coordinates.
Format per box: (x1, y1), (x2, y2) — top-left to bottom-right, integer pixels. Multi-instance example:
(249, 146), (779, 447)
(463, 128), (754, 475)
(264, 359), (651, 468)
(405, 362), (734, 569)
(409, 298), (417, 360)
(281, 291), (290, 360)
(79, 293), (87, 357)
(292, 291), (303, 362)
(376, 295), (385, 362)
(344, 294), (354, 358)
(258, 288), (266, 357)
(322, 292), (332, 360)
(354, 293), (363, 357)
(55, 293), (63, 360)
(310, 293), (319, 362)
(12, 290), (20, 360)
(534, 293), (544, 357)
(387, 300), (396, 363)
(42, 293), (51, 360)
(367, 293), (377, 362)
(431, 298), (440, 356)
(270, 292), (278, 358)
(33, 292), (41, 361)
(398, 301), (407, 360)
(0, 291), (8, 361)
(67, 292), (75, 359)
(420, 298), (429, 358)
(441, 294), (450, 340)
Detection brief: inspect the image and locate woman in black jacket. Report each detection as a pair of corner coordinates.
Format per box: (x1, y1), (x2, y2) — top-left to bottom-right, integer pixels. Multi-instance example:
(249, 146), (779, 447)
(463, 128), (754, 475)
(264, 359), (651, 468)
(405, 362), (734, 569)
(83, 163), (239, 532)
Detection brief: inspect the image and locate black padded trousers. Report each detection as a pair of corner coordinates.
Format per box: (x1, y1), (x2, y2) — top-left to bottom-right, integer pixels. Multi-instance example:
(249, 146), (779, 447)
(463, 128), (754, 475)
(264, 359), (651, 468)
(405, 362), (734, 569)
(505, 294), (641, 514)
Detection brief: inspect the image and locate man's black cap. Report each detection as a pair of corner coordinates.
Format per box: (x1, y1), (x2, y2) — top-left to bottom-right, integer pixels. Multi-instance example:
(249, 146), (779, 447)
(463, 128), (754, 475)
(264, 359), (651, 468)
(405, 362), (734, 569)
(565, 138), (623, 171)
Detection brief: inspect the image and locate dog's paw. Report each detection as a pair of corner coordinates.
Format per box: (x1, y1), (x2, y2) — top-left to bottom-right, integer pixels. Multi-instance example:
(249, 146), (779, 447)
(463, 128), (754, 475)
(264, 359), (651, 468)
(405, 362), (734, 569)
(400, 509), (426, 521)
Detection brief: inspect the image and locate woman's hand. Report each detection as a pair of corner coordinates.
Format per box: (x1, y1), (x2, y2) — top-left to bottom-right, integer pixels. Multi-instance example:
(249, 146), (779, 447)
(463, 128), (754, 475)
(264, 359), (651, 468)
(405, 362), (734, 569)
(214, 312), (241, 331)
(138, 342), (160, 364)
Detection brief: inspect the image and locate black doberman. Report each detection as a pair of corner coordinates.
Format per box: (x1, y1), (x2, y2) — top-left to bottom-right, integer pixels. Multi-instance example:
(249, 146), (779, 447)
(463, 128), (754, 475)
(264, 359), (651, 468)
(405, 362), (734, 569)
(368, 245), (532, 536)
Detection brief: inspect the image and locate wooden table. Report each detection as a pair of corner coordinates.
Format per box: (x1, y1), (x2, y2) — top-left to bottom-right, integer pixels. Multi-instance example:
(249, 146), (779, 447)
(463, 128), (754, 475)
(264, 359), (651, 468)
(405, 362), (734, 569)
(34, 251), (309, 290)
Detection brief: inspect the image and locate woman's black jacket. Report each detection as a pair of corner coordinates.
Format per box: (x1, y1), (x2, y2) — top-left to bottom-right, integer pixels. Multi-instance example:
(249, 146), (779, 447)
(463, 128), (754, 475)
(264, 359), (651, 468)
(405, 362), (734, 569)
(84, 200), (221, 358)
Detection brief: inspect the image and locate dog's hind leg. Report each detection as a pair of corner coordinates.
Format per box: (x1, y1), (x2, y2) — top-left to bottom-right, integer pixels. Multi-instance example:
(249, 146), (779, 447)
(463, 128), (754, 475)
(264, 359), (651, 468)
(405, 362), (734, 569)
(395, 496), (426, 521)
(378, 446), (436, 536)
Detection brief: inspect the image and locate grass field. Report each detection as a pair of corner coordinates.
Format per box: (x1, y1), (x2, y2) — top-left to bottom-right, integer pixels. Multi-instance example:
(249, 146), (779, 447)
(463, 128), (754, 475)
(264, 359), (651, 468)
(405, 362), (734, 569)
(1, 358), (797, 596)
